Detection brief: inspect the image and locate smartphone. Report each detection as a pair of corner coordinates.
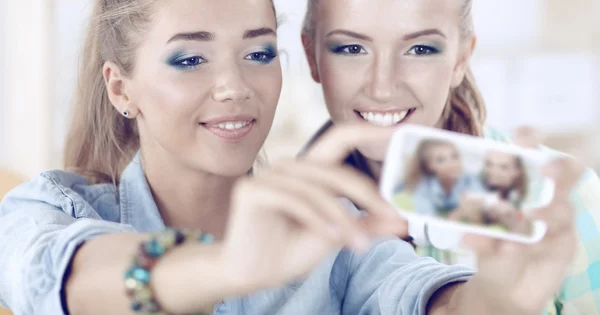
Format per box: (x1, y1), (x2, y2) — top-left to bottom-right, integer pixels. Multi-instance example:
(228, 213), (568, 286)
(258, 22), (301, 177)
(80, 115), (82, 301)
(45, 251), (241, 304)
(380, 125), (553, 244)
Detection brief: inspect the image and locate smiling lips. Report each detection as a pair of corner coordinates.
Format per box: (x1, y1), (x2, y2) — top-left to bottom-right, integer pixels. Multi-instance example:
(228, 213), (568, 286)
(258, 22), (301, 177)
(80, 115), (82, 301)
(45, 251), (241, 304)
(200, 108), (414, 141)
(201, 116), (256, 141)
(356, 109), (415, 127)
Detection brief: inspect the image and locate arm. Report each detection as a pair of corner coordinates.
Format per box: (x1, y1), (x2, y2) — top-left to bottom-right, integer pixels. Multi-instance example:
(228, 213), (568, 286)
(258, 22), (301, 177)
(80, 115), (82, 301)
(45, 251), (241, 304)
(67, 233), (232, 315)
(0, 176), (238, 315)
(337, 238), (473, 315)
(412, 184), (438, 216)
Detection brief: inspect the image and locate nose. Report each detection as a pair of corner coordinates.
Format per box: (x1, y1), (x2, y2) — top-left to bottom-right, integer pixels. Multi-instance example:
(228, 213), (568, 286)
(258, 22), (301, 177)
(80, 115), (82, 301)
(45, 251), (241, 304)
(212, 63), (253, 103)
(367, 53), (395, 103)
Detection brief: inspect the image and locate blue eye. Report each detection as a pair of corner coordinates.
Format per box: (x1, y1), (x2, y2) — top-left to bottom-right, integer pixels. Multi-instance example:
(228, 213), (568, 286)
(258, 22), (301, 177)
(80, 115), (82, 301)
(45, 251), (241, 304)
(328, 44), (367, 55)
(244, 46), (278, 64)
(167, 53), (206, 70)
(406, 45), (440, 56)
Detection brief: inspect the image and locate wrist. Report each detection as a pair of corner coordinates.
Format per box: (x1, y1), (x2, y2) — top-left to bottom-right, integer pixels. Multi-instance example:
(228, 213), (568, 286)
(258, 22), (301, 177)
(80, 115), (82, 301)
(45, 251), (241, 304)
(150, 241), (232, 314)
(453, 276), (530, 315)
(216, 243), (269, 297)
(426, 282), (463, 315)
(212, 243), (255, 297)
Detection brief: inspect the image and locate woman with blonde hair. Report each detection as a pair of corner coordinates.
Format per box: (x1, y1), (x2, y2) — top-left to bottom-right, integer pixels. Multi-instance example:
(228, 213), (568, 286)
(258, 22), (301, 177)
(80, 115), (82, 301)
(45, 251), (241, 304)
(0, 0), (414, 314)
(402, 139), (484, 217)
(300, 0), (597, 313)
(482, 150), (529, 208)
(3, 0), (576, 315)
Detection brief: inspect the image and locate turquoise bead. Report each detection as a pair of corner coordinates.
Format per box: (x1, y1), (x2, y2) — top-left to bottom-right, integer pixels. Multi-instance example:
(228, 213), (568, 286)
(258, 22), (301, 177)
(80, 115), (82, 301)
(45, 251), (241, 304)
(200, 233), (214, 243)
(145, 239), (165, 257)
(124, 268), (133, 279)
(132, 266), (151, 284)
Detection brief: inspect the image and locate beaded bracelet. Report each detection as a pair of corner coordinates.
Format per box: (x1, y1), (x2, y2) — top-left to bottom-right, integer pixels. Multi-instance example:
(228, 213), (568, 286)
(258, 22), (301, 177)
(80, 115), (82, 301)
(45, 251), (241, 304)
(124, 228), (214, 315)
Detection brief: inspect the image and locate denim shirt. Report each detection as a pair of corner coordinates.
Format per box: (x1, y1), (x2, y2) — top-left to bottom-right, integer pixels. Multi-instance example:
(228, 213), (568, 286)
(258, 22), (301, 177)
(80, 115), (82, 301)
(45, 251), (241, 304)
(0, 153), (473, 315)
(412, 174), (486, 217)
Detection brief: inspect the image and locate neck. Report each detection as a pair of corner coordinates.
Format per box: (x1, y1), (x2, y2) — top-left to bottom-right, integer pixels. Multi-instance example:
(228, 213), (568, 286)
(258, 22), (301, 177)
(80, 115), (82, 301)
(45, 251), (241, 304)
(142, 152), (241, 240)
(439, 177), (457, 194)
(499, 188), (512, 199)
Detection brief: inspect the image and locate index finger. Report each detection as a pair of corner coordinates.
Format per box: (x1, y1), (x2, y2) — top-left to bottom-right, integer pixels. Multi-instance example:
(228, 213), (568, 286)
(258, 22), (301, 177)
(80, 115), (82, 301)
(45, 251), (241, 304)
(513, 125), (543, 149)
(544, 157), (586, 201)
(302, 123), (394, 164)
(534, 157), (585, 233)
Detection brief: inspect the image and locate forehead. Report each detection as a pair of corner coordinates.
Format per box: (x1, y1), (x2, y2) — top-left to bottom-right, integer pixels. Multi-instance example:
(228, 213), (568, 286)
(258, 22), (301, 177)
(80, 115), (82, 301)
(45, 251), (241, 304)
(429, 144), (454, 154)
(151, 0), (276, 38)
(487, 152), (516, 164)
(317, 0), (462, 37)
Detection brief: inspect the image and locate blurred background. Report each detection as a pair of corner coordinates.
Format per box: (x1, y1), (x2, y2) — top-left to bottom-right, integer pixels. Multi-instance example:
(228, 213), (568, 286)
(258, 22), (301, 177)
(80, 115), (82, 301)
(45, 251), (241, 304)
(1, 0), (599, 180)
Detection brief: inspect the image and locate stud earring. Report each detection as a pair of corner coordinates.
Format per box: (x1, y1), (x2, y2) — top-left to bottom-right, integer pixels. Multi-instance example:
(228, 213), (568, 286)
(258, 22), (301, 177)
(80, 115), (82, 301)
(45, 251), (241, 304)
(123, 110), (129, 117)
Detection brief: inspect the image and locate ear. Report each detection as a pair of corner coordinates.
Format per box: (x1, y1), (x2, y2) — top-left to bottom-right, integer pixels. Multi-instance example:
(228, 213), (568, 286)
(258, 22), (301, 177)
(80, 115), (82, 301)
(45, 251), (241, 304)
(450, 35), (477, 88)
(103, 61), (137, 118)
(301, 32), (321, 83)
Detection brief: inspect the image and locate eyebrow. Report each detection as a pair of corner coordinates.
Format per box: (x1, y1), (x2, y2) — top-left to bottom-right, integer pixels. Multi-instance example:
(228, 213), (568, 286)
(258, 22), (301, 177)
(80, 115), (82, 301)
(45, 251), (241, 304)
(167, 31), (214, 43)
(403, 29), (446, 40)
(243, 27), (276, 39)
(167, 27), (276, 44)
(326, 30), (372, 41)
(326, 28), (447, 41)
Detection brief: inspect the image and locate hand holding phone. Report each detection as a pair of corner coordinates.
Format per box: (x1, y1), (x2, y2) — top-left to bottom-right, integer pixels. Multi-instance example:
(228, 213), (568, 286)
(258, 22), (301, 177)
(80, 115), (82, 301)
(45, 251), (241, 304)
(380, 125), (553, 244)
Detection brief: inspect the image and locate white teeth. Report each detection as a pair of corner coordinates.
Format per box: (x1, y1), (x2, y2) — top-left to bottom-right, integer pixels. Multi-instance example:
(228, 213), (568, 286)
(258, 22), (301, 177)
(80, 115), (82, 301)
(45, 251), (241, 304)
(358, 110), (411, 127)
(397, 110), (409, 121)
(374, 113), (384, 125)
(383, 113), (393, 125)
(216, 121), (249, 130)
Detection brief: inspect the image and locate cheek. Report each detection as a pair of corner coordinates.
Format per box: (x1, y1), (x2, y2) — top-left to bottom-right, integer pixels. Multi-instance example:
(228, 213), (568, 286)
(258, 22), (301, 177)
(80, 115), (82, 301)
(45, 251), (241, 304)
(452, 160), (462, 170)
(402, 60), (455, 125)
(134, 72), (211, 149)
(429, 164), (441, 175)
(319, 53), (365, 121)
(142, 74), (205, 120)
(508, 170), (520, 182)
(244, 65), (281, 124)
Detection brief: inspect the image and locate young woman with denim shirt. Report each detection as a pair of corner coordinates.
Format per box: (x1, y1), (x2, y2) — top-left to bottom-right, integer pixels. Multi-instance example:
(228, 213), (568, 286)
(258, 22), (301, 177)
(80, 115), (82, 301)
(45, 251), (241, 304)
(0, 0), (488, 314)
(300, 0), (591, 314)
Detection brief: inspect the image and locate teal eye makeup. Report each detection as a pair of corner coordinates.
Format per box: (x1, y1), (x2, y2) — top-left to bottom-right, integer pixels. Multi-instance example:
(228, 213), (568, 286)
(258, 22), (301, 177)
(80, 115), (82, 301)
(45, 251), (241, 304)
(406, 44), (444, 56)
(327, 42), (367, 55)
(166, 51), (206, 71)
(244, 44), (278, 64)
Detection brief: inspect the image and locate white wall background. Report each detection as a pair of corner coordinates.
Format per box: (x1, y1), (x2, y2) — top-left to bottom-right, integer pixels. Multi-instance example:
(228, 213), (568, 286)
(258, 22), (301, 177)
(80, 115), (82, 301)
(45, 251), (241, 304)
(1, 0), (599, 177)
(1, 1), (55, 177)
(0, 0), (6, 168)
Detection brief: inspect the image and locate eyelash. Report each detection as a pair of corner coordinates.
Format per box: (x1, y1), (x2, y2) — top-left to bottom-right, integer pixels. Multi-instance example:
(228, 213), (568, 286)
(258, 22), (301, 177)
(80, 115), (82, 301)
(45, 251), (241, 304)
(330, 44), (368, 55)
(169, 55), (206, 70)
(329, 44), (441, 56)
(243, 49), (278, 64)
(406, 45), (440, 56)
(168, 48), (278, 71)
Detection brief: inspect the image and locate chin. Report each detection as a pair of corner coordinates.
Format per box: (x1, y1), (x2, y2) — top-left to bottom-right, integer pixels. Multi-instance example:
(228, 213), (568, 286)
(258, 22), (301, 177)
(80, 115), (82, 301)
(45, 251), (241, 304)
(212, 160), (256, 177)
(185, 154), (255, 178)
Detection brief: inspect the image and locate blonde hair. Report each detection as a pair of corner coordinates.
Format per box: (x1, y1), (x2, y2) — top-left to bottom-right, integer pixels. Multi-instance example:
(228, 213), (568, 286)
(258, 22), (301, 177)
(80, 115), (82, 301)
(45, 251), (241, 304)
(65, 0), (275, 185)
(302, 0), (487, 137)
(484, 154), (528, 206)
(64, 0), (156, 185)
(404, 140), (460, 190)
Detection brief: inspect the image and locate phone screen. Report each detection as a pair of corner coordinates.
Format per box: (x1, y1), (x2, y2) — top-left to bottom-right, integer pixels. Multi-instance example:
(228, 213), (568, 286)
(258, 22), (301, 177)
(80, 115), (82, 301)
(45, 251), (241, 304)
(381, 125), (552, 242)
